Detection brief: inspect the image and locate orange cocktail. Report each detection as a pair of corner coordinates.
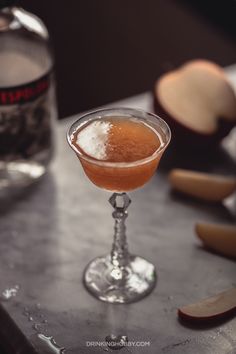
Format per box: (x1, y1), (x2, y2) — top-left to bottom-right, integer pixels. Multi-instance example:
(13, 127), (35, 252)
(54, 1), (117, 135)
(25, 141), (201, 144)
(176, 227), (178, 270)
(71, 116), (166, 191)
(67, 108), (171, 304)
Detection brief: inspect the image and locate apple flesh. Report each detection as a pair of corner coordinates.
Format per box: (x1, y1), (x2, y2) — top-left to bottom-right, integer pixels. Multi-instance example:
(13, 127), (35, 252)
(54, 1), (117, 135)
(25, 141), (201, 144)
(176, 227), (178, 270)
(196, 222), (236, 258)
(178, 288), (236, 322)
(169, 169), (236, 202)
(154, 60), (236, 148)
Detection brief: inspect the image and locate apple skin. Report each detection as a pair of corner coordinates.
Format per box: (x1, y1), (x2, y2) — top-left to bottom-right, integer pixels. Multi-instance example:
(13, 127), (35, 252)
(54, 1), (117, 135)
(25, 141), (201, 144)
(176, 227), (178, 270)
(153, 93), (236, 150)
(178, 306), (236, 323)
(178, 287), (236, 323)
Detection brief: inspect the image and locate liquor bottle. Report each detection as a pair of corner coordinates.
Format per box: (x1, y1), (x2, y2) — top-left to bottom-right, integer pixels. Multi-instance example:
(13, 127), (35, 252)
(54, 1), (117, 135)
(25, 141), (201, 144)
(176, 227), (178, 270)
(0, 0), (57, 191)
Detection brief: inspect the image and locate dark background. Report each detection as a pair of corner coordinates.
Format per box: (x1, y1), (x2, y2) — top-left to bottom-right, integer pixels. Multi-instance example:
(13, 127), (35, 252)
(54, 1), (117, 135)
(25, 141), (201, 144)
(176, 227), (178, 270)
(19, 0), (236, 118)
(0, 3), (236, 353)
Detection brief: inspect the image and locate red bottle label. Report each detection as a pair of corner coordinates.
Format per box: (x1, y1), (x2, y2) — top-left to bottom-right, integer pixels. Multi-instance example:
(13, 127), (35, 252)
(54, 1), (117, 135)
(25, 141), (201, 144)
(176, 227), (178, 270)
(0, 72), (50, 105)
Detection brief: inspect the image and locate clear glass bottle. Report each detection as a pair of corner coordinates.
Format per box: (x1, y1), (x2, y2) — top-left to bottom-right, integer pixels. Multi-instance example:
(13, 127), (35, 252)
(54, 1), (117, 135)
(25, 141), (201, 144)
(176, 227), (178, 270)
(0, 0), (57, 192)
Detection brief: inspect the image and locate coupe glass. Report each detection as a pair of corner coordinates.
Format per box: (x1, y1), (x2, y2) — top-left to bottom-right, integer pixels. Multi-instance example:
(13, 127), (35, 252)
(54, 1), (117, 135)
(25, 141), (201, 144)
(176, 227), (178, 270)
(67, 108), (171, 303)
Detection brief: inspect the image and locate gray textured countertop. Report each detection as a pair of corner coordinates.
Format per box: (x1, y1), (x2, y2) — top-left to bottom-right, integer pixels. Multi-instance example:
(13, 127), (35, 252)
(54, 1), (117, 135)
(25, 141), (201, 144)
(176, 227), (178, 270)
(0, 85), (236, 354)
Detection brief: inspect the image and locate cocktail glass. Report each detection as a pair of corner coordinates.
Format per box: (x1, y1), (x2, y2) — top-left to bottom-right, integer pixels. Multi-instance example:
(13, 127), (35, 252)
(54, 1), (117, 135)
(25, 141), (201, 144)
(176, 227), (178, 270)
(67, 108), (171, 303)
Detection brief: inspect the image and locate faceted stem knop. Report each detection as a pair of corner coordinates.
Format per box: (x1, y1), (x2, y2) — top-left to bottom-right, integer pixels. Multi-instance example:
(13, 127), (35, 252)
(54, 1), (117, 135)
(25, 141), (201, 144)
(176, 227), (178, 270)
(109, 193), (131, 268)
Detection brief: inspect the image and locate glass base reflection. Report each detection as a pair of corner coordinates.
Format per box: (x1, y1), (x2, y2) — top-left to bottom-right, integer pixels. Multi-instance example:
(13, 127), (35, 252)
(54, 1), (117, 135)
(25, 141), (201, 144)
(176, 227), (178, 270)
(84, 254), (157, 304)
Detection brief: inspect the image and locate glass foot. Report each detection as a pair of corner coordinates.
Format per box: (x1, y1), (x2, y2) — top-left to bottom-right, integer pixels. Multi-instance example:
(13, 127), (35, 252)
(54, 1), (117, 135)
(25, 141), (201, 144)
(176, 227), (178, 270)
(83, 255), (157, 303)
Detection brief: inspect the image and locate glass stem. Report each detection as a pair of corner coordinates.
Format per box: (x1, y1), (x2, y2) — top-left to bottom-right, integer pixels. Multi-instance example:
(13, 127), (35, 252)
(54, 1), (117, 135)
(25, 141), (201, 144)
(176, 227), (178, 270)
(109, 193), (131, 268)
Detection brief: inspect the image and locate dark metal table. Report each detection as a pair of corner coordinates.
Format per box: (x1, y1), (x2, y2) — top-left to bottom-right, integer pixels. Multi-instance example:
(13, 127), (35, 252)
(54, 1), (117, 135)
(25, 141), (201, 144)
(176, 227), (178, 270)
(0, 79), (236, 353)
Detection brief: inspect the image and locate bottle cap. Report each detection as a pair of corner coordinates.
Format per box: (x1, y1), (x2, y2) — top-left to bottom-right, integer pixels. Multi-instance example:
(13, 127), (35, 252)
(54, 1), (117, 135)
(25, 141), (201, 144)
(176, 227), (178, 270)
(0, 0), (17, 9)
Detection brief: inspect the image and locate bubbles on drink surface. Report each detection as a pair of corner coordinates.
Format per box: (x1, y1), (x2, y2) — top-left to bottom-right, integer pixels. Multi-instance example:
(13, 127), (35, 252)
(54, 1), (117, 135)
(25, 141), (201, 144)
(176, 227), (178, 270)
(75, 120), (111, 160)
(73, 117), (164, 162)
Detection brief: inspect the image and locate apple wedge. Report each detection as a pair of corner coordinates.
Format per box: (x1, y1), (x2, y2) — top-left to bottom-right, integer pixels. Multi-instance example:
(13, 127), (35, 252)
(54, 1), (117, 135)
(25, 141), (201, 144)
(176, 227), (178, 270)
(178, 288), (236, 322)
(154, 60), (236, 148)
(196, 222), (236, 258)
(169, 169), (236, 202)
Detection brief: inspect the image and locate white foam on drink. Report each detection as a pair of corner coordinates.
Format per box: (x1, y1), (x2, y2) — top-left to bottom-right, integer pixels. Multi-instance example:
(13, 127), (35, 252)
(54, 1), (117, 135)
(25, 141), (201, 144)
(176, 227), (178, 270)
(76, 120), (111, 160)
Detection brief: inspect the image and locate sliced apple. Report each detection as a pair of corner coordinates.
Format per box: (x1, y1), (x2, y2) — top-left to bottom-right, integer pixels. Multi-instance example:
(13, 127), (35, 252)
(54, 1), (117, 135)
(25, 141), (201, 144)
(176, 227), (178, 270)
(169, 169), (236, 202)
(196, 222), (236, 258)
(178, 288), (236, 322)
(154, 60), (236, 148)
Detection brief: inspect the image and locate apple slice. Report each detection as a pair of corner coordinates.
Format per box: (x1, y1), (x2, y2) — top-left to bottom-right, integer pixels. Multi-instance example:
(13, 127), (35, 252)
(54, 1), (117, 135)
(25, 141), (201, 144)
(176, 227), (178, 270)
(178, 288), (236, 322)
(154, 60), (236, 148)
(196, 222), (236, 258)
(169, 169), (236, 202)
